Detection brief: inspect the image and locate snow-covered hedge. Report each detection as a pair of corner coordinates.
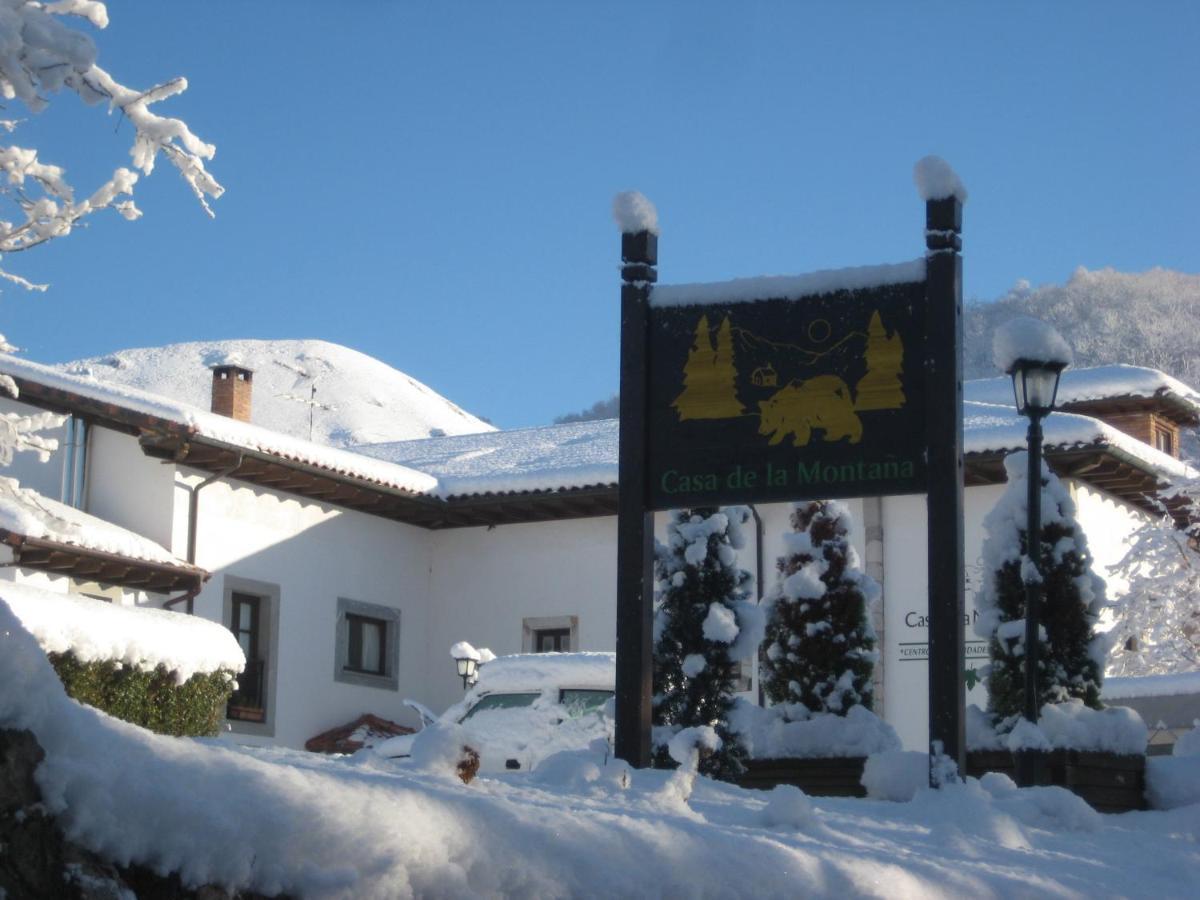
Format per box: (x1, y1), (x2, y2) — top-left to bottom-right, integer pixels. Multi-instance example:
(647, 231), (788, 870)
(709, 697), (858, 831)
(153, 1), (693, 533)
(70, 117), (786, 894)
(3, 583), (243, 736)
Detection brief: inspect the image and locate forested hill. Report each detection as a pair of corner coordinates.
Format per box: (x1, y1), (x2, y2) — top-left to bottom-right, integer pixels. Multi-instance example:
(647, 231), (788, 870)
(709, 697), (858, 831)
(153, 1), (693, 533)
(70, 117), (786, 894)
(964, 268), (1200, 383)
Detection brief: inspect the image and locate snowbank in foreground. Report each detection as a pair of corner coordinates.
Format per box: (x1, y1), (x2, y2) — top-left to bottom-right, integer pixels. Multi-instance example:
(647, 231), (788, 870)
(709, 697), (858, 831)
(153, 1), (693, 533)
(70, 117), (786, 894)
(2, 600), (1199, 899)
(4, 581), (243, 682)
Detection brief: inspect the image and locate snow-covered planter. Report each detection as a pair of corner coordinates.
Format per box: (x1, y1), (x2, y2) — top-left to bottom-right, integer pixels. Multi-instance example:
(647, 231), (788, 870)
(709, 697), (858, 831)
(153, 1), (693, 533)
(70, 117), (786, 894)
(965, 702), (1149, 812)
(727, 701), (900, 797)
(3, 583), (243, 736)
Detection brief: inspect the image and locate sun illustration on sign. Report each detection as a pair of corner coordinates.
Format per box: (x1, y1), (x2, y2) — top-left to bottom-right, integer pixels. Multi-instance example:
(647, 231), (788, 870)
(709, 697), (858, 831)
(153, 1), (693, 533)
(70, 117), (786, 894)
(672, 310), (906, 447)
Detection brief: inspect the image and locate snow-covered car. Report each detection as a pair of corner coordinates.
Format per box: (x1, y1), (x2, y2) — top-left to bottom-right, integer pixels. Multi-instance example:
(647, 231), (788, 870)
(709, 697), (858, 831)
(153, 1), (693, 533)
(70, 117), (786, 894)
(377, 652), (615, 772)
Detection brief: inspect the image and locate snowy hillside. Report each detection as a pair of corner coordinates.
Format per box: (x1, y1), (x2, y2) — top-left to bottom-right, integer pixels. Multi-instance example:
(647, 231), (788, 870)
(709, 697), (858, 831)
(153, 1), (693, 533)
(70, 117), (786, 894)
(56, 340), (494, 447)
(964, 267), (1200, 383)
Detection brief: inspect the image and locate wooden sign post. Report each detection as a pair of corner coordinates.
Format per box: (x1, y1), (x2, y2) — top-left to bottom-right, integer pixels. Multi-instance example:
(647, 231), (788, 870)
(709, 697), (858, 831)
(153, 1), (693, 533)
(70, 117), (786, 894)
(615, 192), (965, 782)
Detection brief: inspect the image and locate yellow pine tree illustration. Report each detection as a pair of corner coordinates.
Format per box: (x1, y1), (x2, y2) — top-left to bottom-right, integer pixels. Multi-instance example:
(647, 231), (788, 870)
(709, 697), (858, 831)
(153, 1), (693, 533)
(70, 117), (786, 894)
(855, 310), (905, 411)
(673, 315), (745, 420)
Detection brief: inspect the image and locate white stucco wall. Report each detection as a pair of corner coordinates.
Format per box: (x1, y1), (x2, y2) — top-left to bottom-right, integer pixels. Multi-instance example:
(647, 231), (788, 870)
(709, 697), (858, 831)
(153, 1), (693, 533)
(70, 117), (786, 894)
(181, 472), (435, 749)
(425, 516), (618, 714)
(85, 427), (178, 549)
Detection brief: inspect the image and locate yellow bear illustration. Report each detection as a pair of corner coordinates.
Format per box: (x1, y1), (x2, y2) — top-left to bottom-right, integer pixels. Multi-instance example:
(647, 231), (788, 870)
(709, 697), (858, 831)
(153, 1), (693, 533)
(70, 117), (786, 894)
(757, 375), (863, 447)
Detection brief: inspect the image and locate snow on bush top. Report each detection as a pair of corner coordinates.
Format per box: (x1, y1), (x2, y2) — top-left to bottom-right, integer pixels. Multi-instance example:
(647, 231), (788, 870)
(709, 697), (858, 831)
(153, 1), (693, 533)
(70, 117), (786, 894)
(2, 580), (244, 682)
(729, 701), (901, 759)
(913, 155), (968, 203)
(0, 476), (181, 566)
(651, 259), (925, 308)
(992, 316), (1073, 373)
(965, 701), (1147, 755)
(612, 191), (659, 235)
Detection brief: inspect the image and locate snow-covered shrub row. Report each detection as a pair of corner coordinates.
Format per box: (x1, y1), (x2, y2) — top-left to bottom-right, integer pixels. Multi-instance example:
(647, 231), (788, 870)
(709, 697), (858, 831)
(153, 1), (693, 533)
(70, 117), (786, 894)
(3, 581), (242, 736)
(965, 701), (1147, 756)
(730, 701), (899, 760)
(653, 507), (758, 779)
(761, 500), (879, 716)
(3, 581), (243, 681)
(976, 452), (1106, 717)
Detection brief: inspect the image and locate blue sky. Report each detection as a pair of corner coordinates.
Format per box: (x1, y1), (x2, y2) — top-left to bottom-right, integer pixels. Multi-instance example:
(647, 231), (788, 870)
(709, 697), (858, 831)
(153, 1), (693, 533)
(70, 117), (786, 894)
(5, 2), (1197, 428)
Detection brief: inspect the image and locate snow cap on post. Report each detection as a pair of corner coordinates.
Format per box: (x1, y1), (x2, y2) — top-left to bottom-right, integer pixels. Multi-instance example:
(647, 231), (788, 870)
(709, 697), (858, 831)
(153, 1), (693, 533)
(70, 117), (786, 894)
(614, 191), (657, 280)
(913, 155), (968, 204)
(612, 191), (659, 236)
(992, 316), (1073, 374)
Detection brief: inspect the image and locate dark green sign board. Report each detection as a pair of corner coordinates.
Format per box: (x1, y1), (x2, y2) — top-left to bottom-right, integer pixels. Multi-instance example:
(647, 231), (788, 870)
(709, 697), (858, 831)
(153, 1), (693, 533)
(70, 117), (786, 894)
(645, 281), (927, 509)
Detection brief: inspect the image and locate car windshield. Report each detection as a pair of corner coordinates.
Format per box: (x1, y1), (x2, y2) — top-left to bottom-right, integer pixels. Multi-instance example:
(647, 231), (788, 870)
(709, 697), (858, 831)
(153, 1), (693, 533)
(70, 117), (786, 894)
(559, 689), (613, 718)
(460, 692), (539, 721)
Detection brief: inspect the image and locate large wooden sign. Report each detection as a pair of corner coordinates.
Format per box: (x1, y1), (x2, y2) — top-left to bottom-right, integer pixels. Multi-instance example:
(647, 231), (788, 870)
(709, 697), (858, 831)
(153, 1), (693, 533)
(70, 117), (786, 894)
(645, 281), (926, 509)
(614, 195), (965, 786)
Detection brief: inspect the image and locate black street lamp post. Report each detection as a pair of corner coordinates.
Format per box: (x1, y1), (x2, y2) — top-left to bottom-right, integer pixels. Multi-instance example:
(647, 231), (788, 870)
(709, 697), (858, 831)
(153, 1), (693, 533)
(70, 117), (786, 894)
(1006, 356), (1067, 787)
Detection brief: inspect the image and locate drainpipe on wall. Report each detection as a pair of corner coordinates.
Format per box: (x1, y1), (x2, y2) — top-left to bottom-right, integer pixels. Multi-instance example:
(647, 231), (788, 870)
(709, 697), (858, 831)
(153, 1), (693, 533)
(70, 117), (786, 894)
(183, 452), (243, 612)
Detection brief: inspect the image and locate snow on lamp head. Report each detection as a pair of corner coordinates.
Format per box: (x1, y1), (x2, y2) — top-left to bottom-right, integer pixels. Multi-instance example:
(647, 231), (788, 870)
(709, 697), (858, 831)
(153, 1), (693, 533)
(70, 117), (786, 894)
(450, 640), (485, 689)
(993, 316), (1072, 418)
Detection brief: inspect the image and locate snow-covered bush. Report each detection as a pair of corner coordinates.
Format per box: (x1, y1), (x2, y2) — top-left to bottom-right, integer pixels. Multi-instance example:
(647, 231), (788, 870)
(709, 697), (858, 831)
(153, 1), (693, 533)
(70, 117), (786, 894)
(976, 453), (1106, 718)
(652, 506), (758, 780)
(761, 501), (879, 715)
(49, 652), (236, 737)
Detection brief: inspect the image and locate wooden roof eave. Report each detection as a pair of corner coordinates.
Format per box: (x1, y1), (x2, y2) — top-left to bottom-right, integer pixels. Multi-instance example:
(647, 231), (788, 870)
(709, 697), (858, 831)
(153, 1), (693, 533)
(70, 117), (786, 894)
(1060, 392), (1200, 428)
(0, 530), (209, 594)
(966, 441), (1184, 524)
(5, 374), (195, 439)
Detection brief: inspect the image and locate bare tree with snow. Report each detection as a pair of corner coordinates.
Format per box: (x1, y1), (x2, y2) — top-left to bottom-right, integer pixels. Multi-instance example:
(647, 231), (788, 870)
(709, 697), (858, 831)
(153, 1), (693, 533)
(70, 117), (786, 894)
(0, 1), (221, 463)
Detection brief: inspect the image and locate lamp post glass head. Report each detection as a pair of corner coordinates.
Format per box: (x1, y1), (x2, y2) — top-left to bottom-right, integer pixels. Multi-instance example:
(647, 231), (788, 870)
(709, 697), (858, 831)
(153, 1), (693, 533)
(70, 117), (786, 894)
(1008, 359), (1067, 418)
(454, 654), (478, 689)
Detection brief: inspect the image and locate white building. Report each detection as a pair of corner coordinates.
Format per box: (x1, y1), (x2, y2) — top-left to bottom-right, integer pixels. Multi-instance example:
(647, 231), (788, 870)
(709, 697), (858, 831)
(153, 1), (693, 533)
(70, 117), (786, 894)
(1, 348), (1194, 751)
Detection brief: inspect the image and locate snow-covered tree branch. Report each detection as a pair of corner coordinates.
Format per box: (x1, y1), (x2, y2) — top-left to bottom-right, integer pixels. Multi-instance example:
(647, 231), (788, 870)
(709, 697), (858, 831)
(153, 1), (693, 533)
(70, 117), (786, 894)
(0, 0), (222, 289)
(0, 1), (221, 466)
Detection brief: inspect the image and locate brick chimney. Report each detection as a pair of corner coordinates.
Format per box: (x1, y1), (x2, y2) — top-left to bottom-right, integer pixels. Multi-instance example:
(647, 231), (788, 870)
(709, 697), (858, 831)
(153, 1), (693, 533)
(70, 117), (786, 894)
(210, 364), (253, 422)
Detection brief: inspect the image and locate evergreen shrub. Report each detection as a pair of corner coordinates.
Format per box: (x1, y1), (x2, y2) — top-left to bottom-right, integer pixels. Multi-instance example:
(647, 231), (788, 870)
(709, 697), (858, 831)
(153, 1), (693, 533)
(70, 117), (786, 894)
(761, 500), (878, 714)
(653, 506), (758, 780)
(49, 652), (237, 737)
(977, 453), (1105, 718)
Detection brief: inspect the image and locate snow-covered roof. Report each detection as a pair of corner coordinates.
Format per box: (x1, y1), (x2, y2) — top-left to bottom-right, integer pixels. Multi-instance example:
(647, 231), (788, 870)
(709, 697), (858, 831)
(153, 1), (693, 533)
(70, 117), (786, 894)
(0, 476), (185, 567)
(355, 419), (618, 499)
(963, 401), (1190, 478)
(0, 352), (439, 497)
(650, 259), (925, 308)
(2, 580), (244, 682)
(1103, 671), (1200, 700)
(3, 350), (1192, 514)
(56, 339), (494, 446)
(966, 365), (1200, 418)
